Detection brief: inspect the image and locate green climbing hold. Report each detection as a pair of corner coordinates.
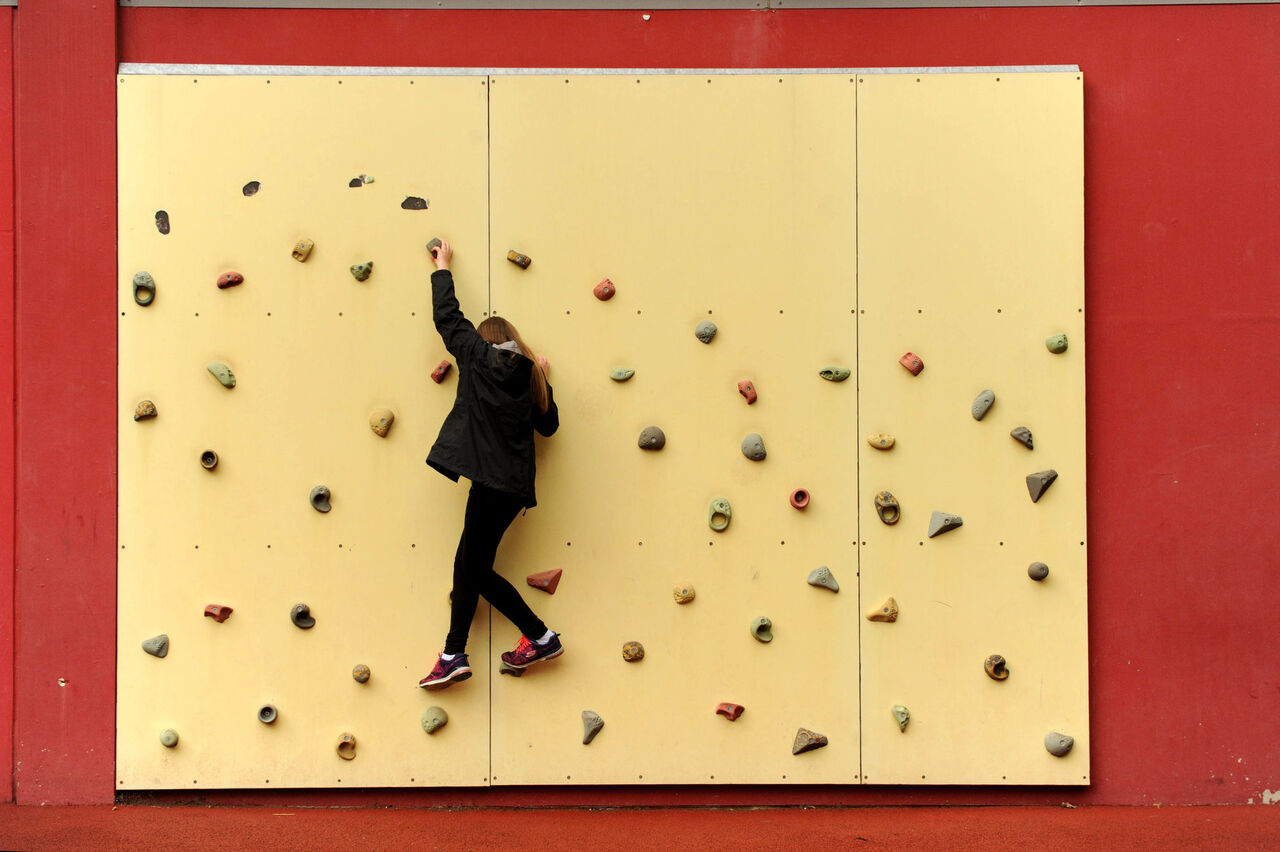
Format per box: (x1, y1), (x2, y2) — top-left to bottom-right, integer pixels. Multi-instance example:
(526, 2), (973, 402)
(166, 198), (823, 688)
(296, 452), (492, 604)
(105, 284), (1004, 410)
(160, 729), (179, 748)
(349, 261), (373, 282)
(891, 705), (910, 732)
(819, 367), (851, 382)
(694, 321), (718, 344)
(421, 706), (448, 734)
(206, 362), (235, 389)
(610, 368), (635, 382)
(708, 497), (731, 532)
(132, 271), (156, 306)
(1046, 333), (1068, 354)
(751, 616), (773, 643)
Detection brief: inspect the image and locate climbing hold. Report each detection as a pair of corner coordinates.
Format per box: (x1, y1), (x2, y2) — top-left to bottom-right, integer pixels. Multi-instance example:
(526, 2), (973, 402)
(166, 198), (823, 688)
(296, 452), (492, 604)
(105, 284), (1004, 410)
(310, 486), (332, 513)
(369, 408), (395, 438)
(291, 239), (314, 262)
(141, 634), (169, 658)
(506, 250), (531, 269)
(200, 450), (219, 471)
(708, 498), (731, 532)
(792, 728), (828, 755)
(899, 352), (924, 375)
(336, 733), (357, 760)
(402, 196), (429, 210)
(499, 661), (525, 677)
(593, 278), (616, 300)
(352, 664), (371, 684)
(716, 703), (745, 721)
(348, 175), (373, 187)
(1027, 469), (1058, 503)
(431, 360), (452, 384)
(609, 368), (635, 382)
(638, 426), (666, 450)
(750, 616), (773, 643)
(621, 641), (645, 662)
(1028, 561), (1050, 581)
(203, 604), (233, 623)
(819, 367), (851, 382)
(694, 320), (717, 344)
(257, 704), (278, 725)
(741, 433), (766, 461)
(132, 271), (156, 306)
(581, 711), (604, 745)
(160, 729), (179, 748)
(875, 491), (900, 525)
(291, 603), (316, 630)
(1045, 731), (1074, 757)
(216, 271), (244, 290)
(206, 362), (236, 388)
(155, 210), (170, 235)
(867, 433), (895, 450)
(738, 380), (757, 404)
(1011, 426), (1034, 449)
(672, 584), (695, 604)
(426, 237), (443, 258)
(526, 568), (562, 594)
(349, 262), (373, 282)
(866, 597), (898, 622)
(927, 511), (963, 538)
(421, 706), (448, 735)
(984, 654), (1009, 681)
(972, 389), (996, 421)
(807, 566), (839, 593)
(1046, 333), (1068, 354)
(242, 180), (261, 196)
(133, 400), (157, 421)
(892, 705), (910, 732)
(790, 488), (810, 510)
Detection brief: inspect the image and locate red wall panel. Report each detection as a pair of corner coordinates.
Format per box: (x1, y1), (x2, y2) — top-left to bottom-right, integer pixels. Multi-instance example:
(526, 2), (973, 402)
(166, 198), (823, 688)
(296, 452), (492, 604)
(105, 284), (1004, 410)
(0, 8), (14, 806)
(15, 4), (1269, 806)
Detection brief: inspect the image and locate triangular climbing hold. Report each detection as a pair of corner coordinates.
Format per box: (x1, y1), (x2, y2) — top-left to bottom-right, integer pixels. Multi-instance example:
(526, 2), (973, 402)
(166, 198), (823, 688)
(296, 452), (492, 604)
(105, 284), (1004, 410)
(1027, 469), (1059, 503)
(527, 569), (563, 594)
(792, 727), (829, 755)
(866, 597), (899, 622)
(928, 511), (963, 538)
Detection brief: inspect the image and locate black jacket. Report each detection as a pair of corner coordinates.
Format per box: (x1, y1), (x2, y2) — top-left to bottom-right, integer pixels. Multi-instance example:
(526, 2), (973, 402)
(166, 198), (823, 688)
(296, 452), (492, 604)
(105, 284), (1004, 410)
(425, 269), (559, 507)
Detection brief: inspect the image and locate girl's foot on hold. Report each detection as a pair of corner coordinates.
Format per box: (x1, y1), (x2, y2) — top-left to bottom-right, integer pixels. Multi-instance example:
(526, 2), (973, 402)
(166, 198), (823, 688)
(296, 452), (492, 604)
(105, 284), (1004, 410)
(419, 652), (472, 690)
(500, 632), (564, 669)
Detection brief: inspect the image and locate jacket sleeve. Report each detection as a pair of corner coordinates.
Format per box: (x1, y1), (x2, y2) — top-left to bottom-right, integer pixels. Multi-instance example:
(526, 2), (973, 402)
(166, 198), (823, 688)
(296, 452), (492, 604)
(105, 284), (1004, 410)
(431, 269), (487, 364)
(533, 383), (559, 437)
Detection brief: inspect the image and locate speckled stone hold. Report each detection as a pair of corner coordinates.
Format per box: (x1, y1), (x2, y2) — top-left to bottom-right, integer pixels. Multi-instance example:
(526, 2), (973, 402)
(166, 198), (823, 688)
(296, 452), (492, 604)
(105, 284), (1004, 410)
(134, 400), (157, 421)
(337, 733), (357, 760)
(352, 664), (371, 684)
(609, 368), (635, 382)
(402, 196), (430, 211)
(291, 238), (314, 262)
(160, 729), (179, 748)
(1045, 731), (1074, 756)
(203, 604), (233, 623)
(257, 704), (278, 725)
(875, 491), (900, 525)
(154, 210), (170, 235)
(708, 498), (731, 532)
(1027, 469), (1058, 503)
(621, 641), (645, 662)
(1028, 561), (1050, 581)
(242, 180), (261, 196)
(350, 261), (373, 282)
(421, 706), (448, 735)
(1046, 333), (1069, 354)
(807, 566), (839, 593)
(867, 433), (895, 450)
(751, 616), (773, 643)
(206, 362), (236, 388)
(792, 727), (828, 755)
(581, 710), (604, 745)
(506, 249), (530, 268)
(527, 568), (562, 594)
(132, 271), (156, 306)
(738, 380), (757, 404)
(985, 654), (1009, 681)
(716, 703), (745, 721)
(593, 278), (616, 300)
(310, 485), (331, 513)
(819, 367), (851, 382)
(892, 705), (910, 732)
(972, 389), (996, 420)
(291, 603), (316, 630)
(672, 584), (695, 604)
(638, 426), (666, 450)
(927, 511), (963, 538)
(694, 320), (717, 344)
(141, 634), (169, 658)
(216, 271), (244, 289)
(369, 408), (395, 437)
(866, 597), (898, 622)
(1011, 426), (1034, 449)
(741, 433), (766, 461)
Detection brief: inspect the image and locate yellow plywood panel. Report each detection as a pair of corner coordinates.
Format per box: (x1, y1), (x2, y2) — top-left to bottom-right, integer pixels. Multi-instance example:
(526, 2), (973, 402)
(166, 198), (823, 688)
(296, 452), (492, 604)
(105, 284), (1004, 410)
(855, 72), (1088, 784)
(487, 74), (860, 785)
(117, 74), (492, 788)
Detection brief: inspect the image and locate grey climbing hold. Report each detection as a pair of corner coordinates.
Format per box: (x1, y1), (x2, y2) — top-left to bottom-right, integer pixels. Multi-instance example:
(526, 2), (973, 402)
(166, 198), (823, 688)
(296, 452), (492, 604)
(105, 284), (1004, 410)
(291, 603), (316, 629)
(141, 634), (169, 658)
(792, 727), (828, 755)
(426, 237), (443, 258)
(402, 196), (429, 210)
(807, 566), (839, 593)
(132, 271), (156, 306)
(694, 320), (717, 344)
(1045, 731), (1074, 757)
(638, 426), (666, 450)
(1046, 333), (1068, 354)
(972, 389), (996, 420)
(257, 704), (278, 725)
(741, 433), (766, 461)
(892, 705), (910, 732)
(155, 210), (170, 235)
(421, 706), (448, 735)
(819, 367), (851, 382)
(242, 181), (261, 196)
(499, 661), (525, 677)
(337, 733), (357, 760)
(582, 710), (604, 745)
(1011, 426), (1034, 449)
(160, 729), (179, 748)
(134, 400), (157, 421)
(927, 511), (963, 538)
(349, 175), (373, 187)
(352, 664), (371, 683)
(1027, 469), (1058, 502)
(610, 368), (635, 382)
(369, 409), (394, 438)
(200, 450), (218, 471)
(350, 261), (373, 282)
(866, 597), (899, 623)
(751, 616), (773, 643)
(1028, 561), (1050, 581)
(708, 498), (731, 532)
(310, 485), (331, 513)
(206, 362), (235, 389)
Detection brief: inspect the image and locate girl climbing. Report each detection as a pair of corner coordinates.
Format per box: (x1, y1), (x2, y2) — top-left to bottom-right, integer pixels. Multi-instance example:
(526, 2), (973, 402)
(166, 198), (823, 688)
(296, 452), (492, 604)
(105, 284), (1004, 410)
(418, 239), (564, 690)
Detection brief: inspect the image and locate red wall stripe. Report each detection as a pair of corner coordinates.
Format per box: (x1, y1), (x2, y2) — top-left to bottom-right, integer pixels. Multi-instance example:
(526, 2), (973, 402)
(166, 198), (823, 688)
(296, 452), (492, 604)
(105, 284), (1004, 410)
(0, 8), (13, 806)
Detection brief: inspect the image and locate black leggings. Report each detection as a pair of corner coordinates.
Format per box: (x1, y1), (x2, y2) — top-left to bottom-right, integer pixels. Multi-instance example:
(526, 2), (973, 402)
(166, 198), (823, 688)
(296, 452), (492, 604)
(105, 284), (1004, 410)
(444, 482), (548, 655)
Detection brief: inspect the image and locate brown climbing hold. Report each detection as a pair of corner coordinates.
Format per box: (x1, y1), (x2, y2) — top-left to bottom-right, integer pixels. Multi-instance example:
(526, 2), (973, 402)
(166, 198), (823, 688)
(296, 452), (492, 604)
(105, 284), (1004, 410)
(984, 654), (1009, 681)
(134, 400), (157, 421)
(242, 181), (261, 196)
(899, 352), (924, 375)
(792, 727), (828, 755)
(507, 250), (532, 269)
(874, 491), (900, 525)
(336, 733), (357, 760)
(155, 210), (170, 235)
(638, 426), (667, 450)
(867, 433), (895, 450)
(1027, 469), (1058, 503)
(203, 604), (233, 623)
(1011, 426), (1034, 449)
(672, 584), (695, 604)
(866, 597), (898, 622)
(581, 711), (604, 745)
(431, 360), (452, 384)
(716, 703), (745, 721)
(291, 239), (314, 262)
(402, 196), (429, 210)
(216, 271), (244, 289)
(621, 641), (645, 662)
(593, 278), (616, 300)
(369, 409), (395, 438)
(527, 568), (562, 594)
(737, 380), (758, 404)
(790, 488), (810, 510)
(352, 664), (371, 684)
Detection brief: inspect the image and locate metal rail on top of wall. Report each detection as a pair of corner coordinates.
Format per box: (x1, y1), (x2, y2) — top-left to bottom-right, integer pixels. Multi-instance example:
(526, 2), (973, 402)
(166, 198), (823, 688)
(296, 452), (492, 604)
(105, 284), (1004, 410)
(115, 0), (1280, 9)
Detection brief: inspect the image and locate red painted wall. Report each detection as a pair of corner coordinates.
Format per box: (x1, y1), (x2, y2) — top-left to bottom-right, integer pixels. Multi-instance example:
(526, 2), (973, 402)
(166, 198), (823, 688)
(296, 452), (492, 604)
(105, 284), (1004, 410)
(0, 9), (13, 806)
(13, 4), (1278, 806)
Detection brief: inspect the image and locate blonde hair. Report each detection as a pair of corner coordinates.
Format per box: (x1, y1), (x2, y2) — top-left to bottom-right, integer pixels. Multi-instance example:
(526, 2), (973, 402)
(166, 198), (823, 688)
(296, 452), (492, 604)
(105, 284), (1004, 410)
(477, 316), (549, 413)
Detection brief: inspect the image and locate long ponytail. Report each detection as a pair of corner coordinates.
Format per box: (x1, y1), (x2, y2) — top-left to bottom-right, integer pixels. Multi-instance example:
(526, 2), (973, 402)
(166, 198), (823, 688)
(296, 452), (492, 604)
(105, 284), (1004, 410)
(477, 316), (549, 413)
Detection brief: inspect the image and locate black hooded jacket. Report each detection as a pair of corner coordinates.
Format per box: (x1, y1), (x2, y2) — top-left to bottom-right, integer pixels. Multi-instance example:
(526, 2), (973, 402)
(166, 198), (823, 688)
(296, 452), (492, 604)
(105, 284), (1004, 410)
(425, 269), (559, 507)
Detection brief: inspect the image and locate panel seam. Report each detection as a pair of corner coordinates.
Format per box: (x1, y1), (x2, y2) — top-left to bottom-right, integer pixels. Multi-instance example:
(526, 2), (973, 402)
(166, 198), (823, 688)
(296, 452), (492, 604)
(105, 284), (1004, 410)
(853, 73), (863, 788)
(485, 73), (493, 789)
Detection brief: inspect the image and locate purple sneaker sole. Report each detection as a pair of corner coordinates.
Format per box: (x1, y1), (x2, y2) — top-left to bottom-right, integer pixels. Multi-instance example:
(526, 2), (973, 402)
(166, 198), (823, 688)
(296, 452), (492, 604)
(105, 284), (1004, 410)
(419, 659), (472, 690)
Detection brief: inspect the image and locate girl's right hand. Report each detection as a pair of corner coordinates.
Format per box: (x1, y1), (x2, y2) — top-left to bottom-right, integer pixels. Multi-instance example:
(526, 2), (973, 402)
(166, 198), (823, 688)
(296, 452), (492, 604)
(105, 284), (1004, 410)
(535, 355), (550, 378)
(432, 239), (453, 270)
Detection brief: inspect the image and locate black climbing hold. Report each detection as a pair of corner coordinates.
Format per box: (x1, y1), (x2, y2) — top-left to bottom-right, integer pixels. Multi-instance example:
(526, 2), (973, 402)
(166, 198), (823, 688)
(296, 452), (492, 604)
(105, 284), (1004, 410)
(291, 603), (315, 629)
(155, 210), (170, 235)
(242, 181), (261, 196)
(402, 196), (428, 210)
(1027, 469), (1058, 503)
(349, 177), (364, 188)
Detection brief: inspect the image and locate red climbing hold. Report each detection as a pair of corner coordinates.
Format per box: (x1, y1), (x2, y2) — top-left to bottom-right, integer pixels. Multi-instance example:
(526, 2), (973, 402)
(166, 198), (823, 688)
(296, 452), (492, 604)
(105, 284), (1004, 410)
(204, 604), (233, 623)
(526, 569), (563, 594)
(431, 360), (452, 384)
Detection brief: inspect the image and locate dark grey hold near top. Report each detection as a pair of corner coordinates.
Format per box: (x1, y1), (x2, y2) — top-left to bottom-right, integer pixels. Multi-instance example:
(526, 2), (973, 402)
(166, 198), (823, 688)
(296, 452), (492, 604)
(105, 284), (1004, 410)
(807, 566), (839, 593)
(242, 180), (261, 196)
(154, 210), (170, 235)
(401, 196), (429, 210)
(581, 710), (604, 745)
(927, 511), (963, 538)
(141, 634), (169, 658)
(741, 433), (767, 461)
(1028, 561), (1050, 581)
(132, 271), (156, 307)
(350, 261), (373, 282)
(1011, 426), (1034, 449)
(694, 320), (718, 344)
(1027, 469), (1059, 503)
(310, 485), (332, 512)
(257, 704), (278, 725)
(291, 603), (316, 629)
(972, 389), (996, 420)
(1045, 731), (1074, 757)
(638, 426), (666, 450)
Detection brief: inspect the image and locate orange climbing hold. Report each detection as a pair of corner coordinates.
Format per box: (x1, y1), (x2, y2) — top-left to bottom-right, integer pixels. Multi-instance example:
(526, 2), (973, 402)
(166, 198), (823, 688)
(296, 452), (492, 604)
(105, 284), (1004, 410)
(716, 703), (745, 721)
(431, 360), (452, 384)
(203, 604), (233, 623)
(527, 569), (563, 594)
